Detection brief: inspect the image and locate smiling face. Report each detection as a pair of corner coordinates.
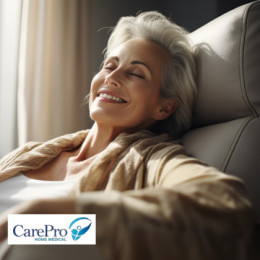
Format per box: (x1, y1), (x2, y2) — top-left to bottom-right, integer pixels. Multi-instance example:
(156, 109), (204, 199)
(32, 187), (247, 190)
(89, 38), (175, 133)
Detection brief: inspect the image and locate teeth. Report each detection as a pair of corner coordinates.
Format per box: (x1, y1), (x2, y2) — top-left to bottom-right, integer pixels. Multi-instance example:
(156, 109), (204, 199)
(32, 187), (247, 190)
(99, 93), (125, 103)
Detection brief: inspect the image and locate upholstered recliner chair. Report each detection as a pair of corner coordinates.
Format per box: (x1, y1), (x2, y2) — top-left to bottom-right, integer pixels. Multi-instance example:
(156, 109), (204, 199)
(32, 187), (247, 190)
(1, 1), (259, 259)
(183, 0), (260, 258)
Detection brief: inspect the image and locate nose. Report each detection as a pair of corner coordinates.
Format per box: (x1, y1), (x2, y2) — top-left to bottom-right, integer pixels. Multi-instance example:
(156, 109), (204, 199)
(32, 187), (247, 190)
(105, 77), (118, 87)
(104, 70), (120, 87)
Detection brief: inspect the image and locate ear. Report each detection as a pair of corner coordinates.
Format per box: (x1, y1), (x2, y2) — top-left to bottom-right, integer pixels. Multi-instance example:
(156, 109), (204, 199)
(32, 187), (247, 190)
(152, 98), (178, 121)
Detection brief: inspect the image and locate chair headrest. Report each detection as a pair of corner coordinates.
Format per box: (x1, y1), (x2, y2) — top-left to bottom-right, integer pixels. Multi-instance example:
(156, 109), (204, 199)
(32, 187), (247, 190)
(189, 1), (260, 127)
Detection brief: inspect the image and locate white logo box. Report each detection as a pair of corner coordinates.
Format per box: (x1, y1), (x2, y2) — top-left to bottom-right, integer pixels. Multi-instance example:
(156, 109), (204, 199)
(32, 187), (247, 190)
(8, 214), (96, 245)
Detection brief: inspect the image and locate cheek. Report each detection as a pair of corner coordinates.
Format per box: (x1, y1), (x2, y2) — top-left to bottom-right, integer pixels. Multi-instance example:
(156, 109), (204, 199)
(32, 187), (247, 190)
(131, 84), (159, 106)
(90, 75), (102, 98)
(90, 75), (98, 92)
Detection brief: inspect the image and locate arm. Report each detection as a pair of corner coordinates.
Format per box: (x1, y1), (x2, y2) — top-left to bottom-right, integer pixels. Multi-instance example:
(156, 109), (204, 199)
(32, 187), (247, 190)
(73, 150), (255, 260)
(75, 178), (255, 260)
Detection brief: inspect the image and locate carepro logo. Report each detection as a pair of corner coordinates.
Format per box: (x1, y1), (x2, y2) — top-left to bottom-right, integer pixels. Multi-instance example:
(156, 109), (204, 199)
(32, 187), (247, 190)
(69, 217), (92, 241)
(8, 214), (96, 245)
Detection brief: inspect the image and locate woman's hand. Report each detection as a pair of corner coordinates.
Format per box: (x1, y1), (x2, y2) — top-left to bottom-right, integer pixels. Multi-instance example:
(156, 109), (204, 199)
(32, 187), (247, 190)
(0, 198), (76, 242)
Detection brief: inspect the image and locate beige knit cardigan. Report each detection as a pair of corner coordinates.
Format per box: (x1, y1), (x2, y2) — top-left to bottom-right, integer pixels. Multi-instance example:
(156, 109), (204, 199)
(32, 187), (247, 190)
(0, 130), (255, 260)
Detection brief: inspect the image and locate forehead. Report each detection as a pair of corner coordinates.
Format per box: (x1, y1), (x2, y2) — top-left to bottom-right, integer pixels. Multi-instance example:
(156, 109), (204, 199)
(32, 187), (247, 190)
(108, 38), (170, 69)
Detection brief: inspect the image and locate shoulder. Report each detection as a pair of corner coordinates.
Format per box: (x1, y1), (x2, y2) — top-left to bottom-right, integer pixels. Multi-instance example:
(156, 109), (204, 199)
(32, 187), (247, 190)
(0, 141), (42, 172)
(0, 130), (89, 169)
(116, 130), (186, 159)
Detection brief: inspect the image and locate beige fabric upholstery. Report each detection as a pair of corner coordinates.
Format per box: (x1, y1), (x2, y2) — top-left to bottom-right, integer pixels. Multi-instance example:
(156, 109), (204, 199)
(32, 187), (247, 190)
(183, 1), (260, 223)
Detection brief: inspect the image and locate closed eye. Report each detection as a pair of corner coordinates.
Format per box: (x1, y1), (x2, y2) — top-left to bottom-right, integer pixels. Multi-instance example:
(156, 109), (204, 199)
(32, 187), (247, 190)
(104, 66), (114, 71)
(129, 73), (144, 79)
(103, 62), (116, 71)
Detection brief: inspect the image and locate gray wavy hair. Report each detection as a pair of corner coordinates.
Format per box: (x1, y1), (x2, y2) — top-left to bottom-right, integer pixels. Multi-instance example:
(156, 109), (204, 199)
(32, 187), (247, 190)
(104, 11), (197, 138)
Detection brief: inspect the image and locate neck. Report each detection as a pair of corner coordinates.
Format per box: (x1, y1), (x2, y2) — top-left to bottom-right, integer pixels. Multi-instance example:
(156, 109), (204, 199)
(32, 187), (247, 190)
(75, 123), (125, 161)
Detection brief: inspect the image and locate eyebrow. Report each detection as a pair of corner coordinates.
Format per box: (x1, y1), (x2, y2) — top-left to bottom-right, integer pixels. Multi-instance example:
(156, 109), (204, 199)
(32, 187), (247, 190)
(131, 60), (153, 75)
(106, 56), (153, 75)
(108, 56), (119, 62)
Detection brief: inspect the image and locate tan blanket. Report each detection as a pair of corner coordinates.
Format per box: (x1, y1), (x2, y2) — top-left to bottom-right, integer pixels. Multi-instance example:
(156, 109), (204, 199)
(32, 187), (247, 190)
(0, 130), (255, 260)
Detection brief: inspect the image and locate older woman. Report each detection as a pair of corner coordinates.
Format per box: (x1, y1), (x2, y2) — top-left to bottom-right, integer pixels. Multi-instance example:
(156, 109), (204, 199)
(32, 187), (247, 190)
(0, 11), (255, 260)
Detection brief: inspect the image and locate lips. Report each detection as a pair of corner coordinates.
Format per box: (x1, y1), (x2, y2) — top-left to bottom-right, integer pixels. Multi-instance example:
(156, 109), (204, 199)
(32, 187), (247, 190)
(97, 90), (127, 103)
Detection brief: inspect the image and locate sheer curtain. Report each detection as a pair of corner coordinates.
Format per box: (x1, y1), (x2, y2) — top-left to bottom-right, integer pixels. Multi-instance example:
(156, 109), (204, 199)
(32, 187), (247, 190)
(18, 0), (92, 147)
(0, 0), (22, 158)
